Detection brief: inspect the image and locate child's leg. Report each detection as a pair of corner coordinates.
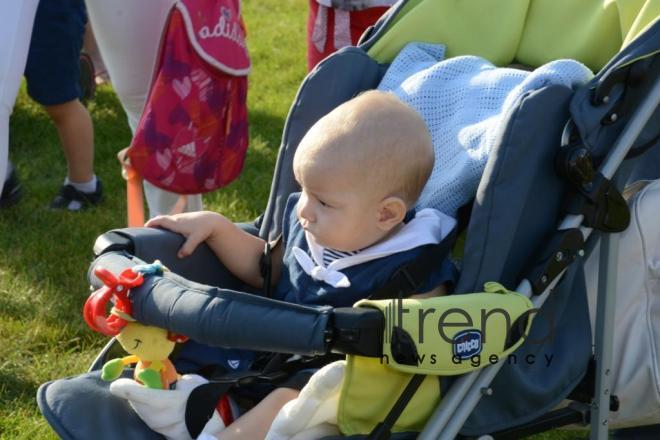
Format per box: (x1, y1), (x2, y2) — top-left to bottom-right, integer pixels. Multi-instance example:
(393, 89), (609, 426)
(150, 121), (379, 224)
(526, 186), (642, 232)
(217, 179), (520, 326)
(217, 387), (299, 440)
(44, 100), (94, 183)
(24, 0), (101, 208)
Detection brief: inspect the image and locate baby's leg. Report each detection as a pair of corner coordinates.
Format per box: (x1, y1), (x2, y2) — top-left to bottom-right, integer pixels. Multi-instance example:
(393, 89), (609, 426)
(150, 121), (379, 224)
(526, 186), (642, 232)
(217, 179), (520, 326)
(218, 388), (300, 440)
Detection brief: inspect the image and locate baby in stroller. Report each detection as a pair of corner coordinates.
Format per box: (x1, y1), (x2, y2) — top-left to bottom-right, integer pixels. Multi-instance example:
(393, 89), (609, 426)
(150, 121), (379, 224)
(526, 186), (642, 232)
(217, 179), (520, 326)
(113, 90), (457, 439)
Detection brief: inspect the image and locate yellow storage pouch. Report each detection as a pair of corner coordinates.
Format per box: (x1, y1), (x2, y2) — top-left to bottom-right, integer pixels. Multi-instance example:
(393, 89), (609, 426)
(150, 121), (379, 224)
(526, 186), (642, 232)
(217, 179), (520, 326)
(338, 356), (441, 435)
(337, 283), (535, 435)
(356, 282), (535, 376)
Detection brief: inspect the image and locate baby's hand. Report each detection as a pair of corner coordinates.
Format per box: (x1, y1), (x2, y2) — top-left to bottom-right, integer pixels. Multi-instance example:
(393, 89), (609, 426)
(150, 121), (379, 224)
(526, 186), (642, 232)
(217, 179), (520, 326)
(146, 211), (226, 258)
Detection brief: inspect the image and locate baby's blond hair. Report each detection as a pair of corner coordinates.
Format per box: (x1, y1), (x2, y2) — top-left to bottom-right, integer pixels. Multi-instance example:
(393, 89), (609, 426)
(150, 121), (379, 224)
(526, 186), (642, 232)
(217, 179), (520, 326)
(294, 91), (433, 206)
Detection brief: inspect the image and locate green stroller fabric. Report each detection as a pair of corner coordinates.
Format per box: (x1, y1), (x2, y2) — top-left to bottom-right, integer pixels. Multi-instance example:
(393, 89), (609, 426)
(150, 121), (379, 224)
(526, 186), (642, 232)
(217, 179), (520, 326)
(368, 0), (659, 71)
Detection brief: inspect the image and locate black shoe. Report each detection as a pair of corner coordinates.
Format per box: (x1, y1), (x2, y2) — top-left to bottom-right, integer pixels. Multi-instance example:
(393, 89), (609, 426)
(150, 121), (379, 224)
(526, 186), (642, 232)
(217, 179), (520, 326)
(50, 179), (103, 211)
(0, 167), (23, 208)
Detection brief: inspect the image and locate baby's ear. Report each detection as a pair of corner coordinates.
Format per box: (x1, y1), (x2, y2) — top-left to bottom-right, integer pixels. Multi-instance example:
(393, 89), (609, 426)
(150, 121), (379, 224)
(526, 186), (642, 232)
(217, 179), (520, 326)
(377, 197), (407, 231)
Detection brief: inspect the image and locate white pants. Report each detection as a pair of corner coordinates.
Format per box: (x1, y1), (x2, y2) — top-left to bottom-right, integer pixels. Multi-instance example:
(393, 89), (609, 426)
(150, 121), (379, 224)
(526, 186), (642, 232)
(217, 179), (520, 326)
(85, 0), (203, 217)
(0, 0), (39, 194)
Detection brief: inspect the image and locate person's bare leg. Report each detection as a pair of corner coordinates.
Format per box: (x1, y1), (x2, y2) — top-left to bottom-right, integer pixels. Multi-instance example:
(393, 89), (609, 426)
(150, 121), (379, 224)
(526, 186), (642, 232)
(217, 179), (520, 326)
(44, 99), (94, 183)
(217, 388), (299, 440)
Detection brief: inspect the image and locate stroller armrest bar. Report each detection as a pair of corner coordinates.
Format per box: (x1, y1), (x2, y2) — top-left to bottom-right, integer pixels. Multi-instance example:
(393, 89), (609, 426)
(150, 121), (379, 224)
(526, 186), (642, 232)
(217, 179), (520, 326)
(93, 227), (187, 258)
(89, 252), (333, 356)
(128, 272), (334, 356)
(89, 252), (386, 358)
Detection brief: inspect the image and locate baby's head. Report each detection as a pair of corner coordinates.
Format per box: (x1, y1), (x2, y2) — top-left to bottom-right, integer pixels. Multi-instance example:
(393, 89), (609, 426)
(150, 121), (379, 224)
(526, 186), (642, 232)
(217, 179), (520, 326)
(293, 90), (433, 252)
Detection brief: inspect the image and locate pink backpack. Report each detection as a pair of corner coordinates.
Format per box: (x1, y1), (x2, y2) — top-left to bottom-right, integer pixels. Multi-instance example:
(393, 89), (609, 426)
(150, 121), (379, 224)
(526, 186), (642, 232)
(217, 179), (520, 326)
(128, 0), (250, 195)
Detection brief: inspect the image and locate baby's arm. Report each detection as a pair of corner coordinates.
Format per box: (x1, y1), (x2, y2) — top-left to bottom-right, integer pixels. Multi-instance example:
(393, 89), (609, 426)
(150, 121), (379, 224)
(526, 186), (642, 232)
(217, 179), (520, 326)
(146, 212), (282, 288)
(412, 283), (448, 299)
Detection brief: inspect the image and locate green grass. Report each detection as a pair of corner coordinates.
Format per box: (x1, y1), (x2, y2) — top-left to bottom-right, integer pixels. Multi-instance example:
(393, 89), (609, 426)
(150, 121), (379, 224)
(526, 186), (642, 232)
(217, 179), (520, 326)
(0, 1), (584, 438)
(1, 1), (305, 437)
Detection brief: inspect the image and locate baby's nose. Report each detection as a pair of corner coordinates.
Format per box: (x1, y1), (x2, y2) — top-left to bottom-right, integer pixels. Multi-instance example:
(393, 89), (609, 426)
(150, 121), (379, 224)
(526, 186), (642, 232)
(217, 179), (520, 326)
(298, 201), (315, 224)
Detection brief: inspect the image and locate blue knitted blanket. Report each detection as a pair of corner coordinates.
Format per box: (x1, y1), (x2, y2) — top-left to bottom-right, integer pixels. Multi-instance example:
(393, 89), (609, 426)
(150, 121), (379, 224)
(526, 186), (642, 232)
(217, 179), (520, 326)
(378, 42), (593, 216)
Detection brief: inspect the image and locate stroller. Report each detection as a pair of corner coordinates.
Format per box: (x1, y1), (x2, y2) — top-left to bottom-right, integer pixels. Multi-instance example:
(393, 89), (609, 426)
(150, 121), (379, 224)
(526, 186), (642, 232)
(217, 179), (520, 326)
(37, 0), (660, 438)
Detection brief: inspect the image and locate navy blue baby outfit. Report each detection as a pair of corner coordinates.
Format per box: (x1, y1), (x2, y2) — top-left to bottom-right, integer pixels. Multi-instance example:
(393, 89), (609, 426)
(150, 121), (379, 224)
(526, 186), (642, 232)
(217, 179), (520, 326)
(275, 193), (457, 307)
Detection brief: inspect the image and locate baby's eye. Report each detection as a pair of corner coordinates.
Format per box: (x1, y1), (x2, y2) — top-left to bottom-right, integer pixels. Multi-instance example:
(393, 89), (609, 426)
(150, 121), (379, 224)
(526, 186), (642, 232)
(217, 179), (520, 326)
(318, 199), (328, 207)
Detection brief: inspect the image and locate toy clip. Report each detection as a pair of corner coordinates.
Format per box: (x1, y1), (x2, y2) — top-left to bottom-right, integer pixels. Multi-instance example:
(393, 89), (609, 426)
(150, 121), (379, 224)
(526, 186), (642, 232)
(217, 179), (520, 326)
(83, 266), (144, 336)
(83, 264), (189, 389)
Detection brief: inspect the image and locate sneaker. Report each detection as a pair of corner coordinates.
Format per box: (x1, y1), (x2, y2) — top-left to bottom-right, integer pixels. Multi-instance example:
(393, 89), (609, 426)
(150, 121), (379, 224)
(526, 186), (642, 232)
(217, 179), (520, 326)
(50, 179), (103, 211)
(0, 166), (23, 208)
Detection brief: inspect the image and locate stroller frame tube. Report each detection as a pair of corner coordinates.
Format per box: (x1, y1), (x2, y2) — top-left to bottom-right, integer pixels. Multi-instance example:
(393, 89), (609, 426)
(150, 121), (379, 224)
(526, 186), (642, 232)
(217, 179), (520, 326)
(420, 77), (660, 440)
(590, 230), (620, 439)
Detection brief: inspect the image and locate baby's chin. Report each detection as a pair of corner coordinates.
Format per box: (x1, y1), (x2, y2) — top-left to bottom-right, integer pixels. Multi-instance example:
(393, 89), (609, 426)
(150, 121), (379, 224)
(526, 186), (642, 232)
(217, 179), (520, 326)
(316, 237), (362, 253)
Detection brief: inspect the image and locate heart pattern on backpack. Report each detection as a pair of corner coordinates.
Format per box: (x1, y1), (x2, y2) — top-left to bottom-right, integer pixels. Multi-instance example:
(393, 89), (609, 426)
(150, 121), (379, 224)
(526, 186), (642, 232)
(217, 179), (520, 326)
(172, 76), (192, 99)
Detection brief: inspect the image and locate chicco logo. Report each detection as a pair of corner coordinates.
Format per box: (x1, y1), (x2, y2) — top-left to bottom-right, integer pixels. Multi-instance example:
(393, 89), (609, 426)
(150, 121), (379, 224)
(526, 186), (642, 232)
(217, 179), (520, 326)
(453, 330), (482, 360)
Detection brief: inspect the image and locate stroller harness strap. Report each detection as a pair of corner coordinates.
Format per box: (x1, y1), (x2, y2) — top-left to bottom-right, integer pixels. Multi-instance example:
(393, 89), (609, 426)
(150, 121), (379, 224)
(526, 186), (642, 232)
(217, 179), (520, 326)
(367, 373), (427, 440)
(367, 233), (457, 301)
